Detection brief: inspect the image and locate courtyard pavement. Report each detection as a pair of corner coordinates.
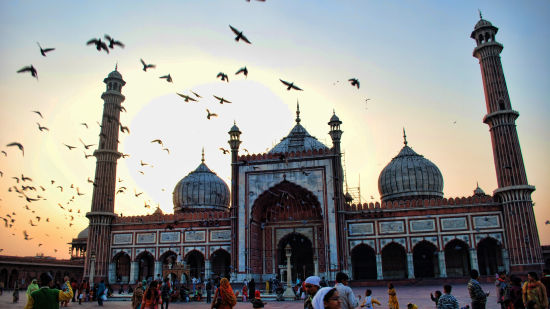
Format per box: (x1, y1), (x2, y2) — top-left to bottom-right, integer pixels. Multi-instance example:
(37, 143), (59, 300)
(0, 283), (499, 308)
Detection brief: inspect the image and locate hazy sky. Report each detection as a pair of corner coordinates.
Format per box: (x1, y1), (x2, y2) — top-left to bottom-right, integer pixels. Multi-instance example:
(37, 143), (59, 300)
(0, 1), (549, 259)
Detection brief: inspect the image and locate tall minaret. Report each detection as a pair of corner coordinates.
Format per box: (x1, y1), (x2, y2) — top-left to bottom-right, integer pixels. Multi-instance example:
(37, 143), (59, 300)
(328, 110), (347, 271)
(228, 121), (242, 278)
(84, 68), (126, 283)
(471, 15), (543, 272)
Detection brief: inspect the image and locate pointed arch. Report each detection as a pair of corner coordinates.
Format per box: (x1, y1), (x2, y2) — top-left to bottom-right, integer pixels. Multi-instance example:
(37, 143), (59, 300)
(444, 239), (470, 277)
(381, 242), (407, 279)
(277, 232), (314, 282)
(136, 251), (155, 282)
(185, 250), (205, 279)
(351, 244), (377, 280)
(412, 240), (439, 278)
(477, 237), (503, 276)
(210, 249), (231, 279)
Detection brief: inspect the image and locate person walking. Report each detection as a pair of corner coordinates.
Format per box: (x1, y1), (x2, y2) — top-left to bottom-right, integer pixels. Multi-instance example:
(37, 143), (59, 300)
(522, 272), (548, 309)
(132, 282), (144, 309)
(468, 269), (489, 309)
(97, 280), (106, 306)
(142, 280), (161, 309)
(334, 272), (358, 309)
(509, 276), (525, 309)
(304, 276), (321, 309)
(161, 277), (171, 309)
(78, 279), (88, 304)
(437, 285), (459, 309)
(495, 271), (510, 309)
(360, 289), (381, 308)
(312, 287), (342, 309)
(13, 281), (20, 303)
(24, 279), (39, 309)
(25, 273), (73, 309)
(388, 283), (399, 309)
(211, 278), (237, 309)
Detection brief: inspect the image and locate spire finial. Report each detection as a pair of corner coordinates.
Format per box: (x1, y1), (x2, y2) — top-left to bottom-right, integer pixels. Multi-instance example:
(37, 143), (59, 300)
(296, 100), (301, 124)
(478, 9), (483, 19)
(476, 181), (479, 188)
(403, 128), (408, 146)
(201, 147), (205, 163)
(115, 62), (118, 71)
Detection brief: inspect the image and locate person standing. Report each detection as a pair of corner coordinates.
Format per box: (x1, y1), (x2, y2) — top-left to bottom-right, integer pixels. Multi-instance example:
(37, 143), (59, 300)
(360, 289), (381, 308)
(522, 272), (548, 309)
(242, 283), (248, 302)
(468, 269), (489, 309)
(541, 269), (550, 306)
(312, 287), (342, 309)
(388, 283), (399, 309)
(495, 271), (510, 309)
(97, 280), (106, 306)
(304, 276), (321, 309)
(25, 273), (73, 309)
(248, 279), (256, 302)
(212, 278), (237, 309)
(13, 281), (20, 303)
(132, 282), (144, 309)
(509, 276), (525, 309)
(142, 280), (161, 309)
(24, 279), (39, 309)
(206, 278), (212, 304)
(161, 277), (171, 309)
(431, 291), (442, 308)
(334, 272), (358, 309)
(437, 285), (459, 309)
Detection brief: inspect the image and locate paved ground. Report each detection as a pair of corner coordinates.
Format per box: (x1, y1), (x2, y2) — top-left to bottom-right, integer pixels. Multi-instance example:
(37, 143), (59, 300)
(0, 283), (499, 308)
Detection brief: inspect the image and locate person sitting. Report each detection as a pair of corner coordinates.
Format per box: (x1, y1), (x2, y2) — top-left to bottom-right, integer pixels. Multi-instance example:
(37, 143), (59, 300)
(275, 284), (285, 301)
(251, 290), (265, 308)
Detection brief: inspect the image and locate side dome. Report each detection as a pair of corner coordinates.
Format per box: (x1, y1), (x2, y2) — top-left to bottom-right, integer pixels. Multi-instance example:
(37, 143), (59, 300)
(77, 227), (88, 239)
(378, 137), (444, 202)
(173, 157), (230, 213)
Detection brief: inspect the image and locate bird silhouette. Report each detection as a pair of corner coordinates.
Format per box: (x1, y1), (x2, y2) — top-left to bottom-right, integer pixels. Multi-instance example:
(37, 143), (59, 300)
(177, 93), (197, 102)
(140, 160), (149, 166)
(348, 78), (360, 89)
(104, 34), (125, 49)
(217, 72), (229, 82)
(229, 25), (251, 44)
(243, 148), (249, 154)
(279, 79), (303, 91)
(1, 151), (6, 156)
(219, 147), (229, 154)
(151, 139), (164, 146)
(23, 230), (32, 240)
(79, 139), (95, 149)
(235, 66), (248, 78)
(57, 185), (63, 192)
(6, 142), (24, 156)
(191, 90), (202, 98)
(17, 65), (38, 79)
(37, 123), (49, 132)
(29, 220), (37, 226)
(140, 58), (156, 71)
(76, 188), (85, 196)
(32, 111), (43, 118)
(206, 109), (218, 120)
(120, 125), (130, 134)
(86, 38), (109, 53)
(21, 174), (32, 182)
(135, 190), (143, 197)
(37, 42), (55, 56)
(63, 144), (77, 150)
(213, 95), (232, 104)
(162, 148), (170, 154)
(12, 176), (20, 183)
(159, 74), (173, 83)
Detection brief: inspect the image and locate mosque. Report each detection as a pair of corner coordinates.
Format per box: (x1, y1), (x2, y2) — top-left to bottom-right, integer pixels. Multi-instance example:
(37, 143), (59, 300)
(71, 16), (544, 286)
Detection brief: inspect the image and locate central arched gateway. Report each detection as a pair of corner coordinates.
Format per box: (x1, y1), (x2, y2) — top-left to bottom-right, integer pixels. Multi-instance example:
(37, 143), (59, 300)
(249, 180), (324, 277)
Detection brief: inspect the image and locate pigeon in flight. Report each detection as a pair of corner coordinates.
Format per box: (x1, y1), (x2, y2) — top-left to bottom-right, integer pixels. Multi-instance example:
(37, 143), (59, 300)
(151, 139), (164, 146)
(213, 95), (232, 104)
(37, 42), (55, 57)
(104, 34), (125, 49)
(140, 59), (156, 72)
(217, 72), (229, 82)
(177, 93), (197, 102)
(235, 66), (248, 78)
(160, 74), (173, 83)
(219, 147), (229, 154)
(229, 25), (251, 44)
(32, 111), (43, 118)
(6, 142), (24, 156)
(206, 109), (218, 120)
(17, 65), (38, 79)
(86, 38), (109, 53)
(279, 79), (303, 91)
(63, 144), (77, 150)
(190, 90), (202, 98)
(348, 78), (360, 89)
(37, 123), (49, 132)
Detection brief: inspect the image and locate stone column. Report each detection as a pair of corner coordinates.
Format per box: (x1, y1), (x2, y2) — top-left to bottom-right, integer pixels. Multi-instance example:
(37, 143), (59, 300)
(502, 248), (510, 273)
(129, 261), (138, 284)
(313, 255), (319, 277)
(283, 245), (295, 298)
(438, 251), (447, 278)
(154, 261), (162, 279)
(108, 262), (116, 283)
(205, 259), (211, 281)
(469, 248), (479, 271)
(376, 254), (383, 280)
(89, 254), (96, 285)
(406, 253), (415, 279)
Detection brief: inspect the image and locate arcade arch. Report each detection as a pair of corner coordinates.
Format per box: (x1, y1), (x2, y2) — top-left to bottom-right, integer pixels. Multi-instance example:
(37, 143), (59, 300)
(211, 249), (231, 278)
(136, 251), (154, 282)
(444, 239), (471, 277)
(351, 244), (377, 280)
(477, 237), (503, 276)
(185, 250), (205, 280)
(112, 252), (131, 283)
(413, 241), (439, 278)
(382, 242), (407, 279)
(278, 232), (314, 282)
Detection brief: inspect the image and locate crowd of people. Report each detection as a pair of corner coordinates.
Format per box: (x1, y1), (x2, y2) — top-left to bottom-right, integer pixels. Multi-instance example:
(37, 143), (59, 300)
(6, 267), (550, 309)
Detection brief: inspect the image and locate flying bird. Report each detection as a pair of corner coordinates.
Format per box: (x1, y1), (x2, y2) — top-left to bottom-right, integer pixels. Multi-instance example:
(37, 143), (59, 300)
(37, 123), (49, 132)
(80, 122), (89, 129)
(348, 78), (360, 89)
(63, 144), (77, 150)
(1, 151), (7, 156)
(140, 160), (149, 166)
(159, 74), (173, 83)
(17, 65), (38, 79)
(84, 152), (93, 159)
(135, 190), (143, 197)
(235, 66), (248, 78)
(229, 25), (251, 44)
(151, 139), (164, 146)
(206, 109), (218, 120)
(140, 59), (156, 72)
(190, 90), (202, 98)
(79, 139), (95, 149)
(37, 42), (55, 57)
(32, 111), (43, 118)
(86, 38), (109, 53)
(104, 34), (125, 49)
(21, 174), (32, 182)
(177, 93), (197, 102)
(162, 148), (170, 154)
(213, 95), (232, 104)
(217, 72), (229, 82)
(279, 79), (303, 91)
(23, 230), (32, 240)
(6, 142), (24, 156)
(120, 125), (130, 134)
(219, 147), (229, 154)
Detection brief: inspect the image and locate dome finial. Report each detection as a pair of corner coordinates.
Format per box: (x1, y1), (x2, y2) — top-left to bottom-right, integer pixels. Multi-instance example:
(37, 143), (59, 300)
(115, 62), (118, 71)
(478, 9), (482, 19)
(296, 100), (301, 124)
(201, 147), (205, 163)
(403, 128), (408, 146)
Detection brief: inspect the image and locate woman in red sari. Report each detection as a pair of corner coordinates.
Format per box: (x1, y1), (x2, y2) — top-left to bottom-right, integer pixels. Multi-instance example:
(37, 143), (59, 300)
(212, 278), (237, 309)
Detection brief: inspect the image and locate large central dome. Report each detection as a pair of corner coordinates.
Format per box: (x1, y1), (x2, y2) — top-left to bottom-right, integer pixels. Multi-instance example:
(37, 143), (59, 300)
(378, 134), (444, 202)
(173, 153), (230, 212)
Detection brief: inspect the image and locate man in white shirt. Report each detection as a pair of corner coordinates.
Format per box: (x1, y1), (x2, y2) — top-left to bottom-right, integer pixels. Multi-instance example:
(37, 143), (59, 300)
(334, 272), (358, 309)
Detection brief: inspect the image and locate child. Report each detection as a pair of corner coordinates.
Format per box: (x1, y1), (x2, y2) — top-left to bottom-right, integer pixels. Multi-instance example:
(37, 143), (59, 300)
(242, 283), (248, 302)
(361, 289), (381, 308)
(430, 290), (442, 307)
(251, 290), (265, 308)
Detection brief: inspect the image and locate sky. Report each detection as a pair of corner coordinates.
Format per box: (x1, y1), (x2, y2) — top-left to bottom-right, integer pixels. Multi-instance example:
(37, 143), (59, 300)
(0, 1), (549, 259)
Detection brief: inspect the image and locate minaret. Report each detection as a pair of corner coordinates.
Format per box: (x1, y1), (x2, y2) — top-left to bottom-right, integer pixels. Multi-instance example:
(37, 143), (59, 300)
(471, 15), (543, 272)
(228, 121), (242, 278)
(84, 68), (126, 283)
(328, 110), (347, 271)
